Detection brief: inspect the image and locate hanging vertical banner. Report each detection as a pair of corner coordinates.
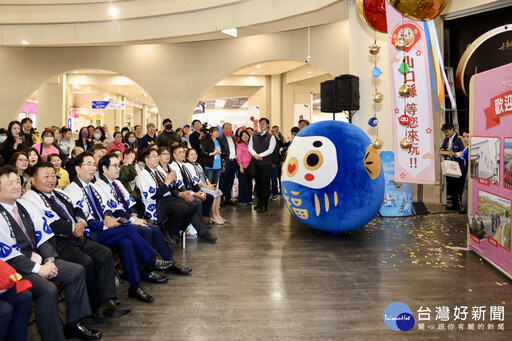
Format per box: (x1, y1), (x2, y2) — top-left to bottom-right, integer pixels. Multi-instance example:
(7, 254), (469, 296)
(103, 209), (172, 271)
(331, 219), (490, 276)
(469, 62), (512, 277)
(386, 3), (435, 184)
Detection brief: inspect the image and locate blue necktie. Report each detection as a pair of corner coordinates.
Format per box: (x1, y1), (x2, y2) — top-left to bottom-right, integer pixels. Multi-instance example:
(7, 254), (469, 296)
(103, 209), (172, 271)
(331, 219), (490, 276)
(86, 185), (103, 220)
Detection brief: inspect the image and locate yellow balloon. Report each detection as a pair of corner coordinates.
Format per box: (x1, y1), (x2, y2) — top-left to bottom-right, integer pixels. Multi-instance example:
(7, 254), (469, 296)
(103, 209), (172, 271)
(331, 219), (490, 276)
(387, 0), (448, 21)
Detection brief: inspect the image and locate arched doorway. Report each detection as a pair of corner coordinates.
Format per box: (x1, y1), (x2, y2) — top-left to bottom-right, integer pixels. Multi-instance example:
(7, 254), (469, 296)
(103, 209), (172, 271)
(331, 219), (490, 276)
(19, 69), (159, 134)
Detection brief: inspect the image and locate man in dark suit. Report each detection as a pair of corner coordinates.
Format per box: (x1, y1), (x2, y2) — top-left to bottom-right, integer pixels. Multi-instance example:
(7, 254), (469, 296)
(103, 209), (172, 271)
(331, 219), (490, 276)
(439, 123), (466, 211)
(23, 162), (131, 318)
(0, 166), (101, 341)
(218, 122), (238, 206)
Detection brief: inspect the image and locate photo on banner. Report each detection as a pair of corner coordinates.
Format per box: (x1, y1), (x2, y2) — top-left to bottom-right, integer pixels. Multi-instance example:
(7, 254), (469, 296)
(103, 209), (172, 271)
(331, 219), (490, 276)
(477, 190), (511, 250)
(505, 138), (512, 190)
(470, 136), (500, 185)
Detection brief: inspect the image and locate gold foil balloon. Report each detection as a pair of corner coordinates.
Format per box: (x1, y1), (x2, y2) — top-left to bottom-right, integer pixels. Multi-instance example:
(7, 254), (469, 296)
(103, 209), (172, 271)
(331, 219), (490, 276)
(398, 84), (412, 97)
(387, 0), (448, 21)
(400, 137), (413, 150)
(372, 92), (384, 103)
(369, 44), (381, 55)
(395, 37), (408, 50)
(372, 138), (384, 150)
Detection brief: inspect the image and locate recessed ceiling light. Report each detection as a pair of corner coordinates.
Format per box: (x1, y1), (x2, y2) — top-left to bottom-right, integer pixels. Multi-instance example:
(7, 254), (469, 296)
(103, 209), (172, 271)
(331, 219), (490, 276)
(34, 100), (38, 103)
(256, 65), (262, 68)
(109, 7), (119, 18)
(21, 40), (29, 45)
(307, 71), (312, 74)
(251, 72), (256, 75)
(73, 70), (79, 73)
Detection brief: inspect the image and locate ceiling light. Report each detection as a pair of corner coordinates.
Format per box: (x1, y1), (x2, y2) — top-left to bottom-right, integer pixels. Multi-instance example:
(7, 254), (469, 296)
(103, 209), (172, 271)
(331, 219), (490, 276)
(251, 72), (256, 75)
(21, 40), (29, 45)
(307, 71), (312, 74)
(109, 7), (119, 18)
(256, 65), (262, 68)
(34, 100), (38, 104)
(221, 28), (237, 37)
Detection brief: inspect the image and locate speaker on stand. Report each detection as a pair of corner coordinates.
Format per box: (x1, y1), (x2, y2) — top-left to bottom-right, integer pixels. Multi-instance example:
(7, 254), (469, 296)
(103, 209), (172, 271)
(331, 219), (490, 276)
(320, 74), (360, 122)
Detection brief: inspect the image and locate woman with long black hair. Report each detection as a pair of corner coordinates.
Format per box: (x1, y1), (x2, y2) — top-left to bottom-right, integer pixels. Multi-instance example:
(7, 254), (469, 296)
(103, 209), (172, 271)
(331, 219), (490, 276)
(0, 121), (29, 164)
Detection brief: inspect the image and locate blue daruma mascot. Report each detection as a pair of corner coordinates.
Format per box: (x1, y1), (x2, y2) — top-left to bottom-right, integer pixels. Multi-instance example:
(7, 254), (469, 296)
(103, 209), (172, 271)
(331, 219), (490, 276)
(281, 121), (384, 233)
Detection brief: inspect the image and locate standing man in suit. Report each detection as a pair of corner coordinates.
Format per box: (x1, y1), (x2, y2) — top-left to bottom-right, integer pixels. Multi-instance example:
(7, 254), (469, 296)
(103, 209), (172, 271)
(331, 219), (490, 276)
(439, 123), (465, 211)
(23, 162), (131, 318)
(218, 123), (237, 206)
(249, 118), (276, 213)
(0, 165), (101, 341)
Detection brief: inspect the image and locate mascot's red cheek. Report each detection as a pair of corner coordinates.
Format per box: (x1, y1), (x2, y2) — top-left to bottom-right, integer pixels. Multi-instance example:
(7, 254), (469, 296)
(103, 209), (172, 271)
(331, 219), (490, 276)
(305, 173), (314, 181)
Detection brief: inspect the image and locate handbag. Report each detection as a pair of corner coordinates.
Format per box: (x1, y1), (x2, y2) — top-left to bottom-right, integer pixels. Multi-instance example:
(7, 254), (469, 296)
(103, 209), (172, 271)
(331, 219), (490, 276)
(245, 158), (256, 178)
(441, 159), (462, 178)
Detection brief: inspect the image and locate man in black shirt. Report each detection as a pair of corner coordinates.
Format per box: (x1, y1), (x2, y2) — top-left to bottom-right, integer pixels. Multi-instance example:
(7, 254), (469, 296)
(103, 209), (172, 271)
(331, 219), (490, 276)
(156, 118), (181, 153)
(189, 119), (204, 151)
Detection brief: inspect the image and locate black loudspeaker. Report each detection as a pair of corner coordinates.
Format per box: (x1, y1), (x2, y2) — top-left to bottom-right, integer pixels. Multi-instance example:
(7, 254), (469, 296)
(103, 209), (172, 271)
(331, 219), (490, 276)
(320, 74), (360, 113)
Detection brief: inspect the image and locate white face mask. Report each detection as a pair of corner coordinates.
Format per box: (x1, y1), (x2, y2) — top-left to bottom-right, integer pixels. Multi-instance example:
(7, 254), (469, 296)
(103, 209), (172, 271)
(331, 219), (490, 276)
(43, 137), (54, 145)
(128, 137), (137, 144)
(0, 136), (6, 143)
(94, 133), (101, 140)
(122, 132), (127, 137)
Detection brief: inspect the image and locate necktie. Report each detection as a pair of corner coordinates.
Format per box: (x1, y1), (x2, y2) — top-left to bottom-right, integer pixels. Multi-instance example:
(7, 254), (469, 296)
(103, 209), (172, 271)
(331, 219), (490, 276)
(12, 205), (35, 249)
(49, 195), (73, 222)
(86, 185), (103, 220)
(180, 164), (193, 190)
(155, 170), (164, 185)
(112, 181), (130, 212)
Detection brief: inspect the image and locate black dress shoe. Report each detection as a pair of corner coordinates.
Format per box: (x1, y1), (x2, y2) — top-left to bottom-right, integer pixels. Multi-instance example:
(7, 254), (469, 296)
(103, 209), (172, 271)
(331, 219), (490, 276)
(446, 205), (460, 210)
(253, 203), (262, 211)
(128, 286), (154, 303)
(171, 234), (182, 244)
(154, 259), (173, 271)
(257, 206), (268, 213)
(146, 271), (169, 284)
(162, 230), (177, 245)
(166, 262), (192, 275)
(92, 300), (131, 319)
(200, 231), (217, 243)
(63, 321), (102, 340)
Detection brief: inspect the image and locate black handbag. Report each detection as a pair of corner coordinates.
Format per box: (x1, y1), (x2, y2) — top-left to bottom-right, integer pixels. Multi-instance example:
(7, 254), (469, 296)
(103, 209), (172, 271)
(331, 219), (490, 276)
(245, 158), (256, 178)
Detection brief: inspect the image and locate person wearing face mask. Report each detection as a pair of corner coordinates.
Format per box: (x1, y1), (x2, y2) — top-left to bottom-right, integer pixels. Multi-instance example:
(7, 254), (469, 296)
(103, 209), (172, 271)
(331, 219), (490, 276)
(218, 122), (238, 206)
(123, 132), (139, 155)
(75, 127), (94, 152)
(92, 127), (109, 147)
(156, 118), (181, 153)
(32, 130), (60, 162)
(0, 121), (30, 166)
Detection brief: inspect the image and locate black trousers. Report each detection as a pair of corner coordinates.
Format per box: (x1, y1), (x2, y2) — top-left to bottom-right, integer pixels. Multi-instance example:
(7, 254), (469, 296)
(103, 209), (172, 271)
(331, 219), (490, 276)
(25, 259), (90, 341)
(0, 286), (32, 341)
(161, 196), (197, 235)
(56, 237), (116, 310)
(238, 171), (252, 203)
(219, 160), (238, 203)
(255, 164), (271, 207)
(447, 175), (464, 209)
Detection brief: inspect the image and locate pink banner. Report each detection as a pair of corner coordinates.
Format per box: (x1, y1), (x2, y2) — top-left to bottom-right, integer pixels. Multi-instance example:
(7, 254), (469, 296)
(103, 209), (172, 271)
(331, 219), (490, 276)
(386, 3), (435, 184)
(470, 62), (512, 277)
(20, 102), (37, 114)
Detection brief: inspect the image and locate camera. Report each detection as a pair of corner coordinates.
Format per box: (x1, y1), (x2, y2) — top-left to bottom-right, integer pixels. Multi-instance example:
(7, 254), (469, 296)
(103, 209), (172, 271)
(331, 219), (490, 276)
(200, 122), (209, 135)
(305, 55), (311, 63)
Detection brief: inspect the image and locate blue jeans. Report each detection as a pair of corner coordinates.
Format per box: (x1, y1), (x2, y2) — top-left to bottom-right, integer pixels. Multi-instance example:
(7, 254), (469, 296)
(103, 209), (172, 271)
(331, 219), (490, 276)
(205, 168), (221, 187)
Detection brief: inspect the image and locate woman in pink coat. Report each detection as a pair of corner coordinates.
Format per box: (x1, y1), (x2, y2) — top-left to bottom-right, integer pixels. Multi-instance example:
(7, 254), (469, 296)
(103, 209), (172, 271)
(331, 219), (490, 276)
(236, 130), (254, 206)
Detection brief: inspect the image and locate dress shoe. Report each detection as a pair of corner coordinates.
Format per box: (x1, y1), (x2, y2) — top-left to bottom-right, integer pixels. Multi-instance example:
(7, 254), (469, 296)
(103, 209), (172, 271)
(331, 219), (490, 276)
(93, 300), (131, 319)
(166, 261), (192, 275)
(210, 217), (224, 225)
(253, 202), (262, 211)
(446, 205), (460, 210)
(63, 321), (102, 340)
(154, 259), (174, 271)
(128, 286), (154, 303)
(459, 209), (467, 214)
(257, 206), (268, 213)
(200, 231), (217, 243)
(162, 230), (177, 245)
(146, 271), (169, 284)
(171, 234), (182, 244)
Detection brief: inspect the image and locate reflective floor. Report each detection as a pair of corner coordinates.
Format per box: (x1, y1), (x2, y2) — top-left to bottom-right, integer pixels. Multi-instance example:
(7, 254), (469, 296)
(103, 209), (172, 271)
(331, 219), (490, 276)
(29, 199), (512, 340)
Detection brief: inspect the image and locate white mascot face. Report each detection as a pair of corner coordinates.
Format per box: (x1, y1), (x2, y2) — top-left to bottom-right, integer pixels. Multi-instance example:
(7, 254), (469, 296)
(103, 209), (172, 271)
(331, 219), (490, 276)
(281, 135), (338, 189)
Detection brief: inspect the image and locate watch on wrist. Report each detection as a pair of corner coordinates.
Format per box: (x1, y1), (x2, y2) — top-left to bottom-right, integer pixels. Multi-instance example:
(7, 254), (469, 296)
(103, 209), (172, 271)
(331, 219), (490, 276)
(44, 257), (55, 263)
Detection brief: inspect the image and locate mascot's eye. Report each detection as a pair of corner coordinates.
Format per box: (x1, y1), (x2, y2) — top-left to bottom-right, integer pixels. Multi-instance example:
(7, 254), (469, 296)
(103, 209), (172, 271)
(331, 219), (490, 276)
(303, 150), (323, 171)
(313, 141), (322, 148)
(364, 145), (381, 180)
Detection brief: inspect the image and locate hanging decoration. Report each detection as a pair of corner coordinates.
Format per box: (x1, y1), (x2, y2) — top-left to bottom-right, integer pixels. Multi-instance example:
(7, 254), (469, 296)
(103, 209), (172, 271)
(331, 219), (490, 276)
(372, 138), (384, 150)
(369, 32), (383, 149)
